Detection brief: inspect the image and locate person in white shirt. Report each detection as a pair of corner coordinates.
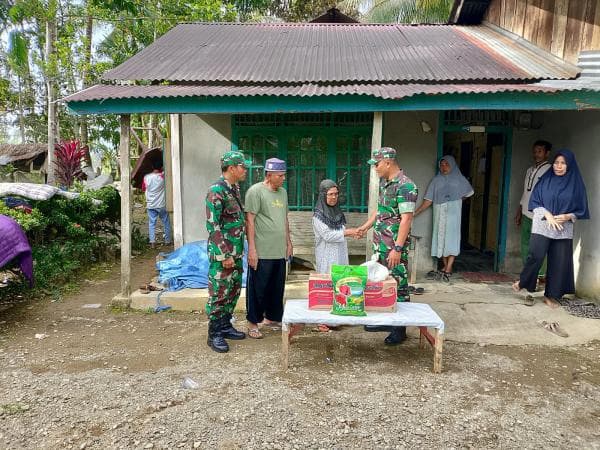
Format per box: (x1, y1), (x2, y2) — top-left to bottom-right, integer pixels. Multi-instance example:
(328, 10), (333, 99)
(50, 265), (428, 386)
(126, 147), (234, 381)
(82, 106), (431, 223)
(515, 140), (551, 277)
(142, 160), (172, 247)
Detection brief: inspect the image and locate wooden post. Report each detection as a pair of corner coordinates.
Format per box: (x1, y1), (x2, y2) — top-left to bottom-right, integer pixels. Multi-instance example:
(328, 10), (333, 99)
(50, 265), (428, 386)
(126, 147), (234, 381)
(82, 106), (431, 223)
(281, 328), (290, 370)
(433, 329), (444, 374)
(169, 114), (184, 249)
(367, 111), (383, 259)
(164, 130), (174, 228)
(119, 115), (131, 301)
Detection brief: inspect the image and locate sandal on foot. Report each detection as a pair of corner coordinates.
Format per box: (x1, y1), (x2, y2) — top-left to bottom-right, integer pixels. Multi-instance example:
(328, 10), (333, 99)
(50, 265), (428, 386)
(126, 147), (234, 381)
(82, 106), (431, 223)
(538, 320), (568, 338)
(248, 328), (264, 339)
(523, 295), (535, 307)
(260, 321), (281, 330)
(440, 271), (452, 283)
(426, 270), (439, 280)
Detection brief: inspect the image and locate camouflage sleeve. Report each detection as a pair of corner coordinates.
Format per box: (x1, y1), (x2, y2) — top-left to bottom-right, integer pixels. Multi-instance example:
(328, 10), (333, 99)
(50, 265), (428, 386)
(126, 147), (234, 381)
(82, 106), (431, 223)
(206, 187), (231, 261)
(397, 182), (418, 214)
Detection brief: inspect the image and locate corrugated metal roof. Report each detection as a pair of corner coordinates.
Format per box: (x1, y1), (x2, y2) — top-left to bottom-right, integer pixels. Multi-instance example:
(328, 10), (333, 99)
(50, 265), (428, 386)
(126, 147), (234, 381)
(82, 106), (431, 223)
(102, 23), (579, 84)
(64, 82), (578, 103)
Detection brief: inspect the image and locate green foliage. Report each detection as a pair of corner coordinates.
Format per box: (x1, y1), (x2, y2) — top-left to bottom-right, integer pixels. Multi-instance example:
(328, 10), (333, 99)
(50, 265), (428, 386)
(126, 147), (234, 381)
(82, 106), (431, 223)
(0, 163), (16, 177)
(341, 0), (452, 23)
(131, 224), (148, 252)
(0, 186), (121, 296)
(31, 186), (121, 239)
(0, 202), (46, 232)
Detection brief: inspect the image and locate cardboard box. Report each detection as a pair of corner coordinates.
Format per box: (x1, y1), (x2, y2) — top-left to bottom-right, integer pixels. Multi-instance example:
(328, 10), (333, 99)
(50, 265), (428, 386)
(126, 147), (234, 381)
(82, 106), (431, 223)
(308, 273), (397, 312)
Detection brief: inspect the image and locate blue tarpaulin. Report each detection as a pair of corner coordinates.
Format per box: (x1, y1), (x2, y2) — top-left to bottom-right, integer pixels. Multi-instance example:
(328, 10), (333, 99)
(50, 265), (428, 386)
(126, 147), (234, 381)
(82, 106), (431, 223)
(153, 240), (248, 312)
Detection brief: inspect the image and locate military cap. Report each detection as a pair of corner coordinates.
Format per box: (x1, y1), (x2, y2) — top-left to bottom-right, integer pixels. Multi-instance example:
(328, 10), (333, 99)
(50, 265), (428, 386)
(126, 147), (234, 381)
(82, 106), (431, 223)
(367, 147), (397, 165)
(221, 151), (252, 168)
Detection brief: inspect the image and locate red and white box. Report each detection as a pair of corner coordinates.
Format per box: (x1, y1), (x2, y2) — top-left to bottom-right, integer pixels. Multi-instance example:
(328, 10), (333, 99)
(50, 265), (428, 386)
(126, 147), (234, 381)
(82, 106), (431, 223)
(308, 273), (397, 312)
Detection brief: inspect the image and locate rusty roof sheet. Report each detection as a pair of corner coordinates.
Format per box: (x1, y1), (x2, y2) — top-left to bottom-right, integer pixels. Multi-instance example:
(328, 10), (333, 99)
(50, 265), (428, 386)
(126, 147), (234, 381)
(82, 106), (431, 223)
(64, 82), (579, 103)
(102, 23), (579, 84)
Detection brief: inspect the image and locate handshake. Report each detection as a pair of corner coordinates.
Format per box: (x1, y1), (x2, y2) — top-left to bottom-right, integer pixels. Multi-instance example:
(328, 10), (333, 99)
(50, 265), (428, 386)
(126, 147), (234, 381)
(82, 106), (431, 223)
(344, 226), (368, 239)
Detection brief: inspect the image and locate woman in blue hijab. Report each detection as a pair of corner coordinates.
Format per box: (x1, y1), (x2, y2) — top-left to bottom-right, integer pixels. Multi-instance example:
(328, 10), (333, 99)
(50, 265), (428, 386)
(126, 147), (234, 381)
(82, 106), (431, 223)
(414, 155), (474, 281)
(512, 149), (589, 308)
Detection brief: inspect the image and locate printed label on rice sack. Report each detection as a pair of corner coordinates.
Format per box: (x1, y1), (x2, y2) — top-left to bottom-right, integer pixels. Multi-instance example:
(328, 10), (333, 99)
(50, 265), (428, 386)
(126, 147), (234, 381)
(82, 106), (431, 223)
(331, 265), (367, 317)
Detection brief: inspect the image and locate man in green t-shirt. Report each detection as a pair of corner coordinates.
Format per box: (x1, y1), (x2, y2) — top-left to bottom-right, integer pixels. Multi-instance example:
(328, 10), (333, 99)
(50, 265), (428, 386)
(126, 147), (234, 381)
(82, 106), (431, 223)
(245, 158), (293, 339)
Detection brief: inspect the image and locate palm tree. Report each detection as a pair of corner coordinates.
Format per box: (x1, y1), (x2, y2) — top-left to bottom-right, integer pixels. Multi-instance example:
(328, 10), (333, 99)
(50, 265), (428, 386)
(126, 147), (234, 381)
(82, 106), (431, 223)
(341, 0), (453, 24)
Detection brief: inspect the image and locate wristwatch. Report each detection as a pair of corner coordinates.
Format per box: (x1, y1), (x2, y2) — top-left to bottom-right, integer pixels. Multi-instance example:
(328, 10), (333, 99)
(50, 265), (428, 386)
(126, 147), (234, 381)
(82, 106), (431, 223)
(393, 244), (402, 252)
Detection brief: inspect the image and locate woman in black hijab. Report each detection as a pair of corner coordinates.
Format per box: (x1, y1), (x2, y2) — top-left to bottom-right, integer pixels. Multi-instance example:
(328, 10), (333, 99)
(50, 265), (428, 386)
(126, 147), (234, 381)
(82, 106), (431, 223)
(513, 149), (589, 308)
(313, 179), (359, 274)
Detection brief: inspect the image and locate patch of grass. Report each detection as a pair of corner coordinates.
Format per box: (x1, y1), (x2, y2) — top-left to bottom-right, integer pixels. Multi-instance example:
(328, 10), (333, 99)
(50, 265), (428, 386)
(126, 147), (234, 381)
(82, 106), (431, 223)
(1, 403), (30, 415)
(109, 304), (129, 314)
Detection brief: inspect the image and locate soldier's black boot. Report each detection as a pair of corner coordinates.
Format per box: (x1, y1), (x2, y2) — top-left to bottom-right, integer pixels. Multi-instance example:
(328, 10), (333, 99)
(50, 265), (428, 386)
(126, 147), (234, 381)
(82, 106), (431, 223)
(207, 320), (229, 353)
(384, 326), (407, 345)
(220, 314), (246, 340)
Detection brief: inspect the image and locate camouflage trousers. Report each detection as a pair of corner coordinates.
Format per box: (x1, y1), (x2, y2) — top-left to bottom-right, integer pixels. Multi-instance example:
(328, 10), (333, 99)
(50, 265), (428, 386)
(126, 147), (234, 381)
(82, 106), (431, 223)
(375, 243), (410, 302)
(206, 258), (243, 321)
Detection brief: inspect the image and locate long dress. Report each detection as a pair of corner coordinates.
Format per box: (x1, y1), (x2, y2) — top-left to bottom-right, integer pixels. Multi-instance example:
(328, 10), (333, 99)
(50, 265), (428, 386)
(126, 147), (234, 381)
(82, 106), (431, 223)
(431, 199), (463, 258)
(313, 216), (349, 274)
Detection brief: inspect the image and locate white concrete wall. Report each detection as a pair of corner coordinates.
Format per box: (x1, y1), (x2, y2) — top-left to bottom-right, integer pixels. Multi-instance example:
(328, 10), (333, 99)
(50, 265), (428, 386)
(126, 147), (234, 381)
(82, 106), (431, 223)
(383, 111), (440, 275)
(181, 114), (232, 243)
(509, 110), (600, 300)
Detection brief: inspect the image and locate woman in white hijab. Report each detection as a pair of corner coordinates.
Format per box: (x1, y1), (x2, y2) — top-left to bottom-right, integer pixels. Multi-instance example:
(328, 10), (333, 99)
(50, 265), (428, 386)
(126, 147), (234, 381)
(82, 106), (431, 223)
(414, 155), (474, 281)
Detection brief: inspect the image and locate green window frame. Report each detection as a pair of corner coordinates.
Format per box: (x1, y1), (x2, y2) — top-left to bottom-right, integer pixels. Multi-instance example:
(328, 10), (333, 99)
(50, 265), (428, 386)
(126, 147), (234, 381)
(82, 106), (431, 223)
(232, 113), (372, 212)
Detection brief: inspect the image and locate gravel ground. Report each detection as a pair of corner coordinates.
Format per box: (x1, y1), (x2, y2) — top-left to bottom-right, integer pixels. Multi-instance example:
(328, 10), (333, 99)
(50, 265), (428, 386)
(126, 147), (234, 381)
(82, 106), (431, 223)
(1, 250), (599, 450)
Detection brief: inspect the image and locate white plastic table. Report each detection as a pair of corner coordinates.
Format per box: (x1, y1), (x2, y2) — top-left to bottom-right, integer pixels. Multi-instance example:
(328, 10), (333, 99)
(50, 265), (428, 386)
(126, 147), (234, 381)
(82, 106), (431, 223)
(281, 299), (445, 373)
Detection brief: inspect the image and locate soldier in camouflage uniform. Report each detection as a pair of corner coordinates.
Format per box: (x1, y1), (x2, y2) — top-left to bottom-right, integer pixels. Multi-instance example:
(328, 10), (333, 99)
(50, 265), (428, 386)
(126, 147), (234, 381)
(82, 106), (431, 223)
(205, 150), (252, 353)
(358, 147), (418, 345)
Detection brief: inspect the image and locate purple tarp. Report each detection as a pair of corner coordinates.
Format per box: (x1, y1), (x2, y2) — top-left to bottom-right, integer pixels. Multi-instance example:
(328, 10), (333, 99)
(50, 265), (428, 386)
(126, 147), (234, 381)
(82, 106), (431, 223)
(0, 214), (33, 286)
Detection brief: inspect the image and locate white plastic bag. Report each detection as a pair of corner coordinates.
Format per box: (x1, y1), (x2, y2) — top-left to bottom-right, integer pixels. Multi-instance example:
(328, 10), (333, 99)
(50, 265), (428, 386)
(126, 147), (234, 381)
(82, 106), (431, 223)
(360, 257), (389, 282)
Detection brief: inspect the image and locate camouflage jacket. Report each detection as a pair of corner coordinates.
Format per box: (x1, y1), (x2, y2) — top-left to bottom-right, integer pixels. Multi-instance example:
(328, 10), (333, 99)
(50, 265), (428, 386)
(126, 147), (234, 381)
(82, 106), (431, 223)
(205, 176), (245, 261)
(373, 170), (418, 251)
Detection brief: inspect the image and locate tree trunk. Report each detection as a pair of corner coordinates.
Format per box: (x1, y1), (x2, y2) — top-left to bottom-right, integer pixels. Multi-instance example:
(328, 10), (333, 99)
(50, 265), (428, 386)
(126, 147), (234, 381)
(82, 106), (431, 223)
(16, 75), (26, 143)
(46, 17), (57, 184)
(80, 13), (93, 167)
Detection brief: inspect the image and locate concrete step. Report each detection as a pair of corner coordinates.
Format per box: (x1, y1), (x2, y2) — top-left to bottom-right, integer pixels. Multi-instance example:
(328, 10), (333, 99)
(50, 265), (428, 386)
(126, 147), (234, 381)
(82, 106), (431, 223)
(129, 279), (309, 312)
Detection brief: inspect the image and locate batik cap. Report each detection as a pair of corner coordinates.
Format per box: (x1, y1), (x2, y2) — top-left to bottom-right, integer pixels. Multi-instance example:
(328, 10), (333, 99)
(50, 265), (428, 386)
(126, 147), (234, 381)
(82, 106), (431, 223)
(264, 157), (287, 172)
(367, 147), (397, 165)
(220, 151), (252, 168)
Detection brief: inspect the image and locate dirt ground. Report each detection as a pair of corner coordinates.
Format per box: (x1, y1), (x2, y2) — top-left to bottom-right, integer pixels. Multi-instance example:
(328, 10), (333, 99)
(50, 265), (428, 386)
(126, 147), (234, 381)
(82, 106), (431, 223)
(1, 249), (599, 450)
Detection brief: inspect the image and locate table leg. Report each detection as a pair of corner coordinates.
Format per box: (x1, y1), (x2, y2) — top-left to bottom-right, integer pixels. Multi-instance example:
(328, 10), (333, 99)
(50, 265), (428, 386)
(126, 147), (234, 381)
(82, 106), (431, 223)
(433, 329), (444, 374)
(281, 328), (290, 370)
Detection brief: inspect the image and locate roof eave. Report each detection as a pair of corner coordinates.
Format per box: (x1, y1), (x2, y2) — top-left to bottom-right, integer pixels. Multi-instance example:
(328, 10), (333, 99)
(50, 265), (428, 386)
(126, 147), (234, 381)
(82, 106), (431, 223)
(64, 89), (600, 115)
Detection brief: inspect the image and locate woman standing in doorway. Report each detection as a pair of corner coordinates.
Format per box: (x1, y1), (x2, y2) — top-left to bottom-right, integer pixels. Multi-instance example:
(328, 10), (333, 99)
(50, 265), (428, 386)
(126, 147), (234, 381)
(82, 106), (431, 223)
(414, 155), (474, 282)
(512, 149), (589, 308)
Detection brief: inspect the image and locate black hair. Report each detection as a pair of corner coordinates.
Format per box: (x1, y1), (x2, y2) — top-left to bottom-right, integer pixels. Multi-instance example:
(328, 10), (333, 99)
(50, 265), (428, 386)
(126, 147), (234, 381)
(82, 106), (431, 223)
(533, 140), (552, 152)
(152, 159), (163, 170)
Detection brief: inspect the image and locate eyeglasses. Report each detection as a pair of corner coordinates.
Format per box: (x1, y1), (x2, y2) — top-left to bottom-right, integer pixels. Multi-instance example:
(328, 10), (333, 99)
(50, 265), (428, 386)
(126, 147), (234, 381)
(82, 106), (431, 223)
(326, 192), (339, 197)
